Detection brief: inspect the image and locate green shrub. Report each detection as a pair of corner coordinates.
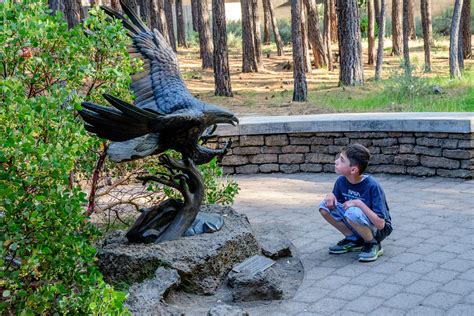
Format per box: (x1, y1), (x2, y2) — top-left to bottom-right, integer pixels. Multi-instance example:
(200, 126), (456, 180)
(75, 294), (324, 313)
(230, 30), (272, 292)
(0, 1), (139, 314)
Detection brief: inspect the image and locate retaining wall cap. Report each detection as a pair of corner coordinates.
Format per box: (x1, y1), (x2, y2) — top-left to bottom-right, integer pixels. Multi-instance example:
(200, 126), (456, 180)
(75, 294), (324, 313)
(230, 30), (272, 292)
(216, 113), (474, 136)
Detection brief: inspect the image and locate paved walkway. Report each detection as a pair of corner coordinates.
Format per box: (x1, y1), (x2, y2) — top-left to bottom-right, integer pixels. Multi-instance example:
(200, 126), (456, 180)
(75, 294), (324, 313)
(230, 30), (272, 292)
(233, 173), (474, 315)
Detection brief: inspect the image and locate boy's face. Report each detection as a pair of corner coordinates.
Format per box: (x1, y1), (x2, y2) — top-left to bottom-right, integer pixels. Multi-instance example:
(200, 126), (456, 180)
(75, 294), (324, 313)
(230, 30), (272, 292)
(335, 151), (359, 176)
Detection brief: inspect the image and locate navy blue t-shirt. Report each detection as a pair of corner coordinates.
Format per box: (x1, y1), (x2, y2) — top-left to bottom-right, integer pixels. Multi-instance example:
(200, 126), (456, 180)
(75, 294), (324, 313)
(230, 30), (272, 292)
(332, 175), (391, 225)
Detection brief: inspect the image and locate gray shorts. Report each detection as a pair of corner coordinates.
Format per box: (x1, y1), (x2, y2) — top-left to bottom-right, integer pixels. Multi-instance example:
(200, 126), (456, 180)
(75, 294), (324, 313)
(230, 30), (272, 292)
(319, 201), (378, 238)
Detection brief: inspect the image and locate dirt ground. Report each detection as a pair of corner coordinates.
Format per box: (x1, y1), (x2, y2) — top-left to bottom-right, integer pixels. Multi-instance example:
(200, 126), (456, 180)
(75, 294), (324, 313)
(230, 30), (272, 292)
(177, 38), (473, 117)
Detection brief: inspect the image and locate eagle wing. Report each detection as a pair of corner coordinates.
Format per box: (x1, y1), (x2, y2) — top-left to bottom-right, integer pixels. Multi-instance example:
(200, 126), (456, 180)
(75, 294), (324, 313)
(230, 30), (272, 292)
(102, 1), (195, 115)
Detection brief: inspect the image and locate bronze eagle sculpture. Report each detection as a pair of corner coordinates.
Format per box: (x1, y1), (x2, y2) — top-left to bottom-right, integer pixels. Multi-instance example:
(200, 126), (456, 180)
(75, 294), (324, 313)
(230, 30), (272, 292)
(77, 0), (238, 243)
(78, 0), (238, 164)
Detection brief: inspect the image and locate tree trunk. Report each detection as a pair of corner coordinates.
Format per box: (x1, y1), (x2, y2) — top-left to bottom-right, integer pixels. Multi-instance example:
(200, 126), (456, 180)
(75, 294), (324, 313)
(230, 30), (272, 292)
(301, 2), (311, 72)
(150, 0), (167, 35)
(137, 0), (151, 26)
(324, 0), (333, 70)
(268, 0), (284, 56)
(48, 0), (63, 15)
(305, 0), (327, 68)
(391, 0), (403, 55)
(375, 0), (386, 80)
(368, 0), (375, 65)
(461, 0), (471, 59)
(336, 0), (364, 86)
(191, 0), (199, 32)
(329, 0), (338, 43)
(63, 0), (82, 29)
(122, 0), (139, 14)
(291, 0), (308, 101)
(374, 0), (380, 23)
(212, 0), (233, 96)
(176, 0), (187, 47)
(241, 0), (258, 72)
(450, 0), (463, 79)
(263, 0), (272, 44)
(408, 0), (416, 39)
(402, 0), (411, 74)
(197, 0), (214, 68)
(420, 0), (432, 72)
(164, 0), (177, 52)
(251, 0), (263, 67)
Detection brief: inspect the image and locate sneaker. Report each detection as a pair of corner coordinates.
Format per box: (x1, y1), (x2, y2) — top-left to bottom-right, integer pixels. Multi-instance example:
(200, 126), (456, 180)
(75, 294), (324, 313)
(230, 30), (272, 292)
(329, 238), (364, 254)
(359, 241), (383, 262)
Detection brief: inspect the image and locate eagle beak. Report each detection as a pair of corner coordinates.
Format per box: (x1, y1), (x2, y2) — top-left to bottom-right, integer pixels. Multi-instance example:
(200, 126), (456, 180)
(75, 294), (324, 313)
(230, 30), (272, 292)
(231, 116), (239, 126)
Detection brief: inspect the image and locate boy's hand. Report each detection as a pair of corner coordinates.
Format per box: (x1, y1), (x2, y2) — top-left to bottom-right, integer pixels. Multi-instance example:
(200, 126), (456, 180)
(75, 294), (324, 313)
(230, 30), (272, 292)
(324, 193), (337, 210)
(343, 199), (361, 209)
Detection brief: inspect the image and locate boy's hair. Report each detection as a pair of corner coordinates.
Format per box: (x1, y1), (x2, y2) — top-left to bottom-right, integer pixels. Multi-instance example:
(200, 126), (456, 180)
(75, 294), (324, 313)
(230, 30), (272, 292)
(342, 144), (371, 174)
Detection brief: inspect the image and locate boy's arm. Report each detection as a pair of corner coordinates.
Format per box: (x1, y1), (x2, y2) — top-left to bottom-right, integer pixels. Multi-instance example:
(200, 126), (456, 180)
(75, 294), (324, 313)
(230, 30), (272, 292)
(343, 199), (386, 230)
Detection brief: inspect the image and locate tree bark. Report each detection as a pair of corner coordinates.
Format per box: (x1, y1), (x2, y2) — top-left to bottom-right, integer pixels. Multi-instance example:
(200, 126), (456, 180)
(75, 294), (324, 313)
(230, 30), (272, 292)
(324, 0), (333, 70)
(375, 0), (385, 80)
(391, 0), (403, 56)
(212, 0), (233, 96)
(374, 0), (380, 23)
(420, 0), (432, 72)
(241, 0), (258, 72)
(122, 0), (139, 14)
(407, 0), (416, 39)
(461, 0), (471, 59)
(137, 0), (151, 26)
(291, 0), (308, 101)
(251, 0), (263, 67)
(336, 0), (364, 86)
(164, 0), (177, 52)
(63, 0), (82, 29)
(48, 0), (64, 15)
(402, 0), (411, 74)
(150, 0), (167, 35)
(197, 0), (214, 68)
(176, 0), (187, 47)
(191, 0), (199, 32)
(263, 0), (272, 44)
(450, 0), (463, 79)
(268, 0), (284, 56)
(301, 2), (311, 72)
(368, 0), (376, 65)
(329, 0), (338, 43)
(305, 0), (327, 68)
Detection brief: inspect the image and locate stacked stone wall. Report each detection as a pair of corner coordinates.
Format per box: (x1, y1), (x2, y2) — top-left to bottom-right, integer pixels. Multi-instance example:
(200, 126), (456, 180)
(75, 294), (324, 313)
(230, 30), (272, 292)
(215, 132), (473, 179)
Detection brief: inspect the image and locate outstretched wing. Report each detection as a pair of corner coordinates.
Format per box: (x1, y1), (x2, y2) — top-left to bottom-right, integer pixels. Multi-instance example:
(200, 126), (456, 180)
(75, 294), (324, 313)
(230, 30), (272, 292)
(102, 0), (195, 115)
(78, 94), (203, 142)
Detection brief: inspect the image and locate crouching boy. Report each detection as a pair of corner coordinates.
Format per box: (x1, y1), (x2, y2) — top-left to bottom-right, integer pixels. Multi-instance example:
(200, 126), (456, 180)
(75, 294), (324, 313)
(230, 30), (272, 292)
(319, 144), (392, 262)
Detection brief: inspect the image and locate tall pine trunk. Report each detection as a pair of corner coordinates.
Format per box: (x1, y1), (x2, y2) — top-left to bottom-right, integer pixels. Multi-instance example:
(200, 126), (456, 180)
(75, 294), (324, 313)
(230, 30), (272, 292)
(150, 0), (167, 35)
(301, 3), (311, 72)
(329, 0), (338, 43)
(263, 0), (272, 44)
(268, 0), (284, 56)
(375, 0), (386, 80)
(450, 0), (463, 79)
(48, 0), (63, 15)
(191, 0), (199, 32)
(164, 0), (177, 52)
(336, 0), (364, 86)
(305, 0), (327, 68)
(241, 0), (258, 72)
(291, 0), (308, 102)
(402, 0), (411, 75)
(197, 0), (213, 68)
(324, 0), (333, 70)
(176, 0), (187, 48)
(212, 0), (233, 96)
(391, 0), (403, 56)
(251, 0), (263, 67)
(368, 0), (375, 65)
(407, 0), (416, 39)
(420, 0), (432, 72)
(461, 0), (471, 59)
(63, 0), (82, 29)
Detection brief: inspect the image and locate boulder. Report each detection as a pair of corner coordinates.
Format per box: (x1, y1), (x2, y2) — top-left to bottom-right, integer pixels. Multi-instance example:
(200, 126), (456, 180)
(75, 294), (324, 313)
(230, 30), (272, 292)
(228, 268), (284, 302)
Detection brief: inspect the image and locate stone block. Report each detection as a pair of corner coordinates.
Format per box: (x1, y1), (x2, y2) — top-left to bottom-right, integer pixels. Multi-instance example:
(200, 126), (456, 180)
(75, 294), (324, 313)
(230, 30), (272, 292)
(399, 137), (416, 144)
(259, 164), (279, 173)
(458, 139), (474, 149)
(280, 164), (300, 173)
(311, 136), (333, 145)
(310, 145), (330, 153)
(222, 166), (235, 174)
(388, 132), (403, 137)
(232, 147), (261, 155)
(249, 154), (278, 164)
(368, 165), (406, 174)
(399, 144), (415, 153)
(221, 155), (249, 166)
(279, 154), (304, 164)
(240, 135), (264, 146)
(281, 145), (310, 153)
(406, 166), (436, 177)
(449, 133), (472, 139)
(289, 136), (312, 145)
(394, 155), (419, 166)
(265, 135), (289, 146)
(350, 138), (372, 146)
(416, 137), (441, 147)
(420, 156), (460, 169)
(300, 163), (323, 172)
(334, 137), (350, 145)
(261, 146), (282, 154)
(372, 138), (398, 147)
(414, 146), (442, 156)
(460, 160), (473, 170)
(368, 146), (381, 154)
(441, 139), (458, 149)
(437, 169), (472, 179)
(443, 149), (471, 160)
(305, 153), (334, 164)
(381, 146), (400, 154)
(323, 164), (335, 172)
(328, 145), (345, 154)
(371, 154), (395, 165)
(236, 165), (259, 174)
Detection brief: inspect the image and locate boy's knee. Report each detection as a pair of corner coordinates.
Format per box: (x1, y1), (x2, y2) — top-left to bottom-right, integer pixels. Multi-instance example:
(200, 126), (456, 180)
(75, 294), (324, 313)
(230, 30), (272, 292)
(344, 207), (365, 225)
(319, 208), (330, 218)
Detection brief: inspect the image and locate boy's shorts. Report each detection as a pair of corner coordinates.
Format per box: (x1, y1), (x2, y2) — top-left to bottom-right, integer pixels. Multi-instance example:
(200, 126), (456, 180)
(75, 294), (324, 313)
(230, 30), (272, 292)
(319, 201), (378, 238)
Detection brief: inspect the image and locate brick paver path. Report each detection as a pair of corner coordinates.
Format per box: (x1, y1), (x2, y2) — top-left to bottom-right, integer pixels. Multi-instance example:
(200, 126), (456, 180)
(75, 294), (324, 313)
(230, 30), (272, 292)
(233, 173), (474, 315)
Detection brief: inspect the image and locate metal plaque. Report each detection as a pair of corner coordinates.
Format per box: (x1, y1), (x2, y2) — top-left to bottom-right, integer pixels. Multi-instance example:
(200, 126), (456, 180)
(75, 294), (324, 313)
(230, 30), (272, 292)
(232, 255), (275, 275)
